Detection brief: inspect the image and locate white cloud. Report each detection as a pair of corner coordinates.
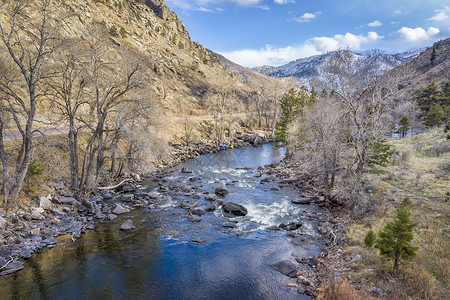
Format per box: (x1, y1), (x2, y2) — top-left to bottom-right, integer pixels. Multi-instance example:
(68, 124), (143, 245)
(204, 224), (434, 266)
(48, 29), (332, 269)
(274, 0), (295, 4)
(368, 20), (382, 27)
(427, 6), (449, 21)
(394, 10), (402, 15)
(396, 26), (440, 42)
(219, 31), (382, 67)
(292, 12), (321, 23)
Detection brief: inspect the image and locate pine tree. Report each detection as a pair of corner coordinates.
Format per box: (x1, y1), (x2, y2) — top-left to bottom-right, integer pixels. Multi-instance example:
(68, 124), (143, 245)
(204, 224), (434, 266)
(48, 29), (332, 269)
(364, 229), (376, 248)
(375, 197), (419, 271)
(423, 103), (444, 127)
(274, 87), (316, 145)
(415, 81), (439, 115)
(397, 116), (410, 138)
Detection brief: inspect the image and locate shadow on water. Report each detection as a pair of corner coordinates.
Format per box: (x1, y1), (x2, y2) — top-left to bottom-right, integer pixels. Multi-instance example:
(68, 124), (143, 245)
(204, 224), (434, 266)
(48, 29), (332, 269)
(0, 144), (322, 300)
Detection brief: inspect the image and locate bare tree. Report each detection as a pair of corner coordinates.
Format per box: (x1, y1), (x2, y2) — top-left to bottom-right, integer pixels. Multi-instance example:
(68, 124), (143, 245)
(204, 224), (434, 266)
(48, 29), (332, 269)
(46, 41), (88, 189)
(0, 0), (59, 203)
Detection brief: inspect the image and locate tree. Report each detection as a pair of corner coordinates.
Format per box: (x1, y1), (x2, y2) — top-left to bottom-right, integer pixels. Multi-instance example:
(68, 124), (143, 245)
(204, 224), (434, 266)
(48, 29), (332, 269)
(364, 229), (376, 248)
(415, 81), (439, 115)
(423, 103), (444, 127)
(0, 0), (60, 203)
(275, 87), (316, 155)
(375, 197), (419, 271)
(397, 116), (410, 138)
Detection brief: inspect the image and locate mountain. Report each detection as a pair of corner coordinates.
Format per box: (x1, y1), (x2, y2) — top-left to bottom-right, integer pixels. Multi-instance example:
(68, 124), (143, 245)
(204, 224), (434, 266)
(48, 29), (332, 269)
(252, 49), (423, 88)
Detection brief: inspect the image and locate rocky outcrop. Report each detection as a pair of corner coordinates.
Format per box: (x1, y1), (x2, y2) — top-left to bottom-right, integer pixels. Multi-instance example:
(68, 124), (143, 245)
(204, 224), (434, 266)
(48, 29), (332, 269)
(269, 260), (298, 277)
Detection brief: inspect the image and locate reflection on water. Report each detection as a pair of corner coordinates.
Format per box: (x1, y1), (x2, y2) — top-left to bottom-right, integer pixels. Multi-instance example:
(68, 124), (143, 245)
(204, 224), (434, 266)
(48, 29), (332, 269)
(0, 144), (321, 300)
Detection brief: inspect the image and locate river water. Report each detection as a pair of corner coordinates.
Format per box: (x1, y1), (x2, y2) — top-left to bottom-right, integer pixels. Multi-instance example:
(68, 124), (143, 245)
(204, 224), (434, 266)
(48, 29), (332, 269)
(0, 144), (325, 300)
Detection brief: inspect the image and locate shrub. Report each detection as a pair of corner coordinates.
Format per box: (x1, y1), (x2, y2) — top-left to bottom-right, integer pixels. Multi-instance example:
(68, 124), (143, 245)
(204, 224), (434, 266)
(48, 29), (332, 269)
(119, 26), (127, 38)
(109, 25), (119, 37)
(364, 229), (376, 247)
(319, 279), (370, 300)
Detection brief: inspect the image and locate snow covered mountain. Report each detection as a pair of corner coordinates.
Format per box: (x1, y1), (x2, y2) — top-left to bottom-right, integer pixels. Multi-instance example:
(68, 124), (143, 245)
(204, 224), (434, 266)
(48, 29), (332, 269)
(251, 49), (424, 88)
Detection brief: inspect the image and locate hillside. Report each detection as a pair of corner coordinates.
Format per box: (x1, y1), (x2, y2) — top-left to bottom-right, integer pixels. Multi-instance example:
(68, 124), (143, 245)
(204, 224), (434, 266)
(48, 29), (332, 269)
(388, 37), (450, 98)
(0, 0), (288, 119)
(252, 49), (423, 88)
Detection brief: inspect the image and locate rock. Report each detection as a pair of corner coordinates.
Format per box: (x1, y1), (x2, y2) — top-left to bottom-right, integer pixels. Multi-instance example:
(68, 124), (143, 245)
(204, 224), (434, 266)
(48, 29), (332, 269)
(279, 222), (302, 231)
(30, 228), (41, 236)
(180, 201), (192, 210)
(0, 209), (6, 217)
(205, 205), (216, 212)
(31, 210), (45, 220)
(266, 225), (281, 231)
(191, 208), (206, 216)
(352, 254), (362, 263)
(11, 216), (18, 223)
(270, 186), (280, 191)
(120, 220), (136, 230)
(23, 214), (32, 221)
(39, 195), (52, 210)
(222, 222), (237, 228)
(57, 196), (77, 204)
(260, 176), (276, 183)
(0, 217), (7, 233)
(108, 214), (118, 220)
(122, 194), (134, 202)
(204, 194), (216, 201)
(215, 186), (229, 196)
(269, 260), (298, 277)
(43, 237), (57, 245)
(20, 250), (33, 259)
(121, 184), (134, 193)
(181, 167), (193, 173)
(291, 198), (311, 205)
(222, 202), (248, 217)
(187, 214), (201, 222)
(113, 205), (130, 215)
(190, 236), (205, 243)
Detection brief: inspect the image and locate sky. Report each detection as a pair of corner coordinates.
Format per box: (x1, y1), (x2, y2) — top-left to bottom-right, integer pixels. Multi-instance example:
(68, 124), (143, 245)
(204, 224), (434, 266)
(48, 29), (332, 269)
(165, 0), (450, 67)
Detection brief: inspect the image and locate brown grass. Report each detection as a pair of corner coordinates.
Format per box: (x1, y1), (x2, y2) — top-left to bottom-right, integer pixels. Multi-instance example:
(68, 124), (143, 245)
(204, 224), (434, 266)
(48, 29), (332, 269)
(318, 279), (371, 300)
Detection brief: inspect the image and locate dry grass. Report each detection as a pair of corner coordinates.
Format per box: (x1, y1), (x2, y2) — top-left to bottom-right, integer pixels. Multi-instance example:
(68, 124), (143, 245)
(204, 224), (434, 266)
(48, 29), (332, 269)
(344, 128), (449, 299)
(318, 279), (371, 300)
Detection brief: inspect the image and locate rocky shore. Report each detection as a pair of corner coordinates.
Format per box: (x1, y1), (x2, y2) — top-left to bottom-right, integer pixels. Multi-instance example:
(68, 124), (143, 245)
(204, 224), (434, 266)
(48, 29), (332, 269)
(257, 159), (350, 298)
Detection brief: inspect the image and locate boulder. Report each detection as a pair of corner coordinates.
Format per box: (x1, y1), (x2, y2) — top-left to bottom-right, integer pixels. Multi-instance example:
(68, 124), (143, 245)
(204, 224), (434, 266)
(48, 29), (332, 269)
(189, 236), (205, 243)
(291, 198), (311, 205)
(108, 214), (118, 220)
(113, 205), (130, 215)
(30, 228), (41, 236)
(31, 210), (45, 220)
(39, 195), (52, 210)
(0, 209), (6, 217)
(215, 186), (229, 196)
(205, 205), (216, 212)
(187, 214), (201, 222)
(56, 196), (77, 204)
(191, 208), (206, 216)
(120, 220), (136, 230)
(269, 260), (298, 277)
(222, 202), (248, 217)
(204, 194), (216, 201)
(181, 167), (193, 173)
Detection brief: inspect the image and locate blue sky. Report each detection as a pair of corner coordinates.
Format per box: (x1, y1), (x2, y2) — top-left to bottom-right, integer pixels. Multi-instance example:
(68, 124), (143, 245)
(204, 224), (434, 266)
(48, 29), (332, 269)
(165, 0), (450, 67)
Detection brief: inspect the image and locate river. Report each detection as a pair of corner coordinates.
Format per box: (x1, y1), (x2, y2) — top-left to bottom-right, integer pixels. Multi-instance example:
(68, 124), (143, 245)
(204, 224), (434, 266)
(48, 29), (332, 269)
(0, 143), (325, 300)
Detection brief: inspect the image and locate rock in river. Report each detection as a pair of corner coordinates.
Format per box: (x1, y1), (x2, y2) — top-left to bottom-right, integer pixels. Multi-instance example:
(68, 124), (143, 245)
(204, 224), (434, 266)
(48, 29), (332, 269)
(291, 198), (311, 205)
(269, 260), (298, 277)
(120, 220), (136, 230)
(222, 202), (248, 217)
(113, 205), (130, 215)
(187, 214), (201, 222)
(215, 186), (229, 196)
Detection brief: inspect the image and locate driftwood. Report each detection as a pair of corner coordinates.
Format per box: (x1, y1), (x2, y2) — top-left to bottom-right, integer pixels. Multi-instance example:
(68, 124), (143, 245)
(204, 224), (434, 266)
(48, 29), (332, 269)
(0, 257), (14, 271)
(97, 179), (134, 190)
